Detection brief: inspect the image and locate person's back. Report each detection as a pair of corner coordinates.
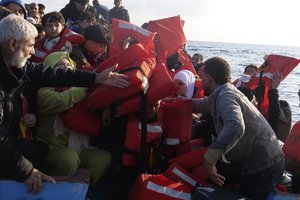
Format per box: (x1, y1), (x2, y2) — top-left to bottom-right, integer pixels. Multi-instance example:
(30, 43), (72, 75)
(108, 0), (129, 23)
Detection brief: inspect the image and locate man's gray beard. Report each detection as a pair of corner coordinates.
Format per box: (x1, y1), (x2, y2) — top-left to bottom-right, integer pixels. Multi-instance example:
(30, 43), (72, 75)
(10, 49), (28, 69)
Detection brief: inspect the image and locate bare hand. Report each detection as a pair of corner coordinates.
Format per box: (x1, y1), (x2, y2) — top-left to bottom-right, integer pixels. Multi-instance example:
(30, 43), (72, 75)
(23, 113), (37, 127)
(204, 160), (225, 186)
(95, 64), (129, 88)
(25, 168), (56, 194)
(271, 71), (282, 89)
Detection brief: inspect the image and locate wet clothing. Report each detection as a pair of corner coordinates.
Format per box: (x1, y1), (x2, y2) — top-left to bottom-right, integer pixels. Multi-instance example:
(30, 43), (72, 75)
(0, 49), (96, 181)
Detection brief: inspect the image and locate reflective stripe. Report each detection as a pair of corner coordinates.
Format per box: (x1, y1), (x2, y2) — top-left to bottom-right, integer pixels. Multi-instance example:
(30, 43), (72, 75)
(118, 20), (152, 37)
(64, 30), (79, 38)
(254, 72), (273, 78)
(172, 167), (196, 187)
(146, 181), (191, 200)
(164, 138), (180, 145)
(138, 122), (163, 133)
(34, 48), (47, 59)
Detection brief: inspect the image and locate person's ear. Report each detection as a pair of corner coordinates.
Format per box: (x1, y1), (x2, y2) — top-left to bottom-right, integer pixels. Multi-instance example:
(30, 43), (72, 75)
(8, 38), (18, 51)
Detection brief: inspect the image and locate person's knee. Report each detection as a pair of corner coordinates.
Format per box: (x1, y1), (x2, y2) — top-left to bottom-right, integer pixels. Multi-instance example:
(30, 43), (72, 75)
(62, 149), (80, 168)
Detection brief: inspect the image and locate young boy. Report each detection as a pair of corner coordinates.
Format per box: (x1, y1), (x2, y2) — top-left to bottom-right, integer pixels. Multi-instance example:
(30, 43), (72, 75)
(71, 11), (96, 35)
(70, 24), (111, 70)
(31, 11), (84, 63)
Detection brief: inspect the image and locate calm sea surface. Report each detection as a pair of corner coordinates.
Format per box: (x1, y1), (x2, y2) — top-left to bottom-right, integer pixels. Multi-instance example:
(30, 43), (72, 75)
(186, 41), (300, 125)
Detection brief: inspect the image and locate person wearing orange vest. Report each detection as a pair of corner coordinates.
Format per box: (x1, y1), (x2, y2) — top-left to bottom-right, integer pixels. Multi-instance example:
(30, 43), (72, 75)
(70, 24), (110, 70)
(31, 11), (84, 63)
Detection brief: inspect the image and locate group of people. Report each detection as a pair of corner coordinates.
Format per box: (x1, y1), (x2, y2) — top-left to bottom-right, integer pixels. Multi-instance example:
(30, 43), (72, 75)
(0, 0), (296, 200)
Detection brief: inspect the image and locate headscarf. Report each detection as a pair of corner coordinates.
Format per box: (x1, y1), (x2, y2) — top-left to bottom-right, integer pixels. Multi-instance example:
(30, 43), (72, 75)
(174, 70), (196, 99)
(43, 51), (76, 69)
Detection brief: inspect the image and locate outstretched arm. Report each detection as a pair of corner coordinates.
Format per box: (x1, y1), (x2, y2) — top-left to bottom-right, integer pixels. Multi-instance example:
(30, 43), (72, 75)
(95, 64), (129, 88)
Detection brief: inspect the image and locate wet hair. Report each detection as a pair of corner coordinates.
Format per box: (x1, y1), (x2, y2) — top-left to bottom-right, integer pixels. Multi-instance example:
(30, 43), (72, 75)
(41, 11), (65, 27)
(203, 57), (231, 84)
(244, 64), (258, 73)
(0, 14), (37, 44)
(79, 11), (96, 23)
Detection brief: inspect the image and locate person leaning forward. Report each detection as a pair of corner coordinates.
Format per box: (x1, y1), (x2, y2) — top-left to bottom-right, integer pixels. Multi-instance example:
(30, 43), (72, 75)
(193, 57), (284, 200)
(0, 14), (128, 194)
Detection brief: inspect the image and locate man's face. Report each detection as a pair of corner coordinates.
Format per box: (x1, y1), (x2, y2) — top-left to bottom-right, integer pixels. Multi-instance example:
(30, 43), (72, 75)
(74, 1), (89, 12)
(244, 67), (256, 76)
(201, 70), (212, 96)
(10, 37), (35, 68)
(79, 19), (95, 30)
(44, 20), (63, 39)
(5, 3), (25, 18)
(86, 40), (107, 56)
(192, 55), (201, 65)
(114, 0), (121, 7)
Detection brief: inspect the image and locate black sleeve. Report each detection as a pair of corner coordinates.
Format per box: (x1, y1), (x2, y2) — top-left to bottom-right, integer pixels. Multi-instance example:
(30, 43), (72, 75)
(25, 62), (96, 88)
(0, 132), (33, 181)
(268, 89), (281, 129)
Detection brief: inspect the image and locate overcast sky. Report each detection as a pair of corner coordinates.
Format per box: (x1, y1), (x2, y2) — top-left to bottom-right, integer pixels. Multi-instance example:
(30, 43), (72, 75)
(24, 0), (300, 47)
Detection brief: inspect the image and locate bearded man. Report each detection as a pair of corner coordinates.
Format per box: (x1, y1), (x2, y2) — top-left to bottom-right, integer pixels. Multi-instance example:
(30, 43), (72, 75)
(193, 57), (285, 200)
(0, 14), (128, 194)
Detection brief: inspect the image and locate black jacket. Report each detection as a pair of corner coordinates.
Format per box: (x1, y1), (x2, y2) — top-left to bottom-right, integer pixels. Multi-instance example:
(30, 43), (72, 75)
(108, 6), (130, 23)
(60, 3), (98, 27)
(0, 52), (95, 181)
(268, 89), (292, 142)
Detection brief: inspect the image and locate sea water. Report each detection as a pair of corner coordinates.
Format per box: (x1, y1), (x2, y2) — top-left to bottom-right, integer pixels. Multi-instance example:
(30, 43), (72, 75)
(186, 41), (300, 125)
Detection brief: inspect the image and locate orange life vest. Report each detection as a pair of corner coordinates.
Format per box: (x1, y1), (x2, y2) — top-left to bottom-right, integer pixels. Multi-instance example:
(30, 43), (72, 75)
(193, 80), (204, 98)
(247, 54), (299, 117)
(161, 99), (193, 145)
(283, 121), (300, 163)
(109, 18), (155, 57)
(127, 173), (193, 200)
(88, 44), (156, 110)
(124, 114), (163, 151)
(118, 63), (175, 115)
(32, 29), (84, 63)
(148, 16), (186, 63)
(63, 98), (101, 136)
(164, 163), (202, 187)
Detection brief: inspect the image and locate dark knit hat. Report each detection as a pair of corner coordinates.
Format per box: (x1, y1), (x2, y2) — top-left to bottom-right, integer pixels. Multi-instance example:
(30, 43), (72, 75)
(83, 25), (111, 44)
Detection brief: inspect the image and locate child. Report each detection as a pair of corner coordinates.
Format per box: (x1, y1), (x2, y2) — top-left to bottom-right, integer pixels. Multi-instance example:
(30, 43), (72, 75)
(31, 11), (84, 63)
(70, 24), (111, 70)
(71, 11), (96, 35)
